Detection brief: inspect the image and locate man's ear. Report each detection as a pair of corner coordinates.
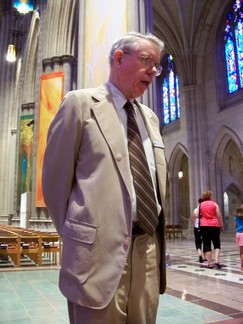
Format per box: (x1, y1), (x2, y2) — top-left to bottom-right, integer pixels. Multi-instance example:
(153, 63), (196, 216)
(113, 50), (124, 65)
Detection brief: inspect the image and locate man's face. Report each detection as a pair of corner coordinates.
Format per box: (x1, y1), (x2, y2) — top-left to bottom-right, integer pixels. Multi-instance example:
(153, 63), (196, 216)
(113, 40), (161, 99)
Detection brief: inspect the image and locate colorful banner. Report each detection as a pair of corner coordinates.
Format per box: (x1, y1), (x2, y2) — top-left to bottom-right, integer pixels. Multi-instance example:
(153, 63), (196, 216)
(36, 72), (64, 207)
(17, 114), (34, 209)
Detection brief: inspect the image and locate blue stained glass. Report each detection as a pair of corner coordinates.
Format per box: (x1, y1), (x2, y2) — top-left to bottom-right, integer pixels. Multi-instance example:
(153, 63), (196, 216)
(225, 38), (238, 92)
(161, 55), (180, 125)
(224, 22), (231, 40)
(176, 76), (181, 118)
(233, 0), (242, 11)
(224, 23), (233, 40)
(163, 79), (169, 124)
(169, 70), (176, 121)
(224, 0), (243, 93)
(235, 21), (243, 86)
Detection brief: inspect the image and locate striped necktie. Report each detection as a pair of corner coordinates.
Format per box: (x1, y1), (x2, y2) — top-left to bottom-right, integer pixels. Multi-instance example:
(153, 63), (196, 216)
(124, 101), (158, 236)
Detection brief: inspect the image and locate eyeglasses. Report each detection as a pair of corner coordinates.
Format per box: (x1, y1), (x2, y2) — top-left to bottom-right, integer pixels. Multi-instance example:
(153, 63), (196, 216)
(123, 52), (162, 77)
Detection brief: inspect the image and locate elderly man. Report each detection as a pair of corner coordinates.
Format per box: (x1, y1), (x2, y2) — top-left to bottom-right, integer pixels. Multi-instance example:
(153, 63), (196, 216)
(42, 31), (167, 324)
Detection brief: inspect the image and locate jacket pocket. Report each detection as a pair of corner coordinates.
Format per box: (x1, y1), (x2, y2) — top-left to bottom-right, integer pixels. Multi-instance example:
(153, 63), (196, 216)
(61, 219), (97, 283)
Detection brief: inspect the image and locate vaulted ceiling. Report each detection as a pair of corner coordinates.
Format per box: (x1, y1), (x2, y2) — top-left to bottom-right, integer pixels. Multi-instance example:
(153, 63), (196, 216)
(152, 0), (231, 84)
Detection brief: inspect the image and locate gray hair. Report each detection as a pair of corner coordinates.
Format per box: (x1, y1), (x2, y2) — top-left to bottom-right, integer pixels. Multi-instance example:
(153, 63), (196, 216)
(109, 31), (164, 65)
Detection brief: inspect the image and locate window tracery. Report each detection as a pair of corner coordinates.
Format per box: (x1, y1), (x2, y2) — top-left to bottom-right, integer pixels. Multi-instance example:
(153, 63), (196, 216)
(161, 55), (180, 125)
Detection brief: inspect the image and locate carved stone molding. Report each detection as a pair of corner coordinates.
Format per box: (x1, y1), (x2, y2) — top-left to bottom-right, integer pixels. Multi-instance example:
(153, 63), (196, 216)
(21, 102), (35, 114)
(42, 58), (52, 72)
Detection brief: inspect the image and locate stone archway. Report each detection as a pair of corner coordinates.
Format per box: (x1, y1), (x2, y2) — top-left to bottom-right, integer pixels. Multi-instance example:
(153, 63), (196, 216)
(178, 154), (190, 229)
(223, 184), (241, 231)
(209, 127), (243, 219)
(168, 144), (190, 229)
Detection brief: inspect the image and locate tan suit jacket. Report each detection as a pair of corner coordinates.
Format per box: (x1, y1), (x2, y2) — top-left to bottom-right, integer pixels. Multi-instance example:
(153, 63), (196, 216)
(42, 83), (167, 309)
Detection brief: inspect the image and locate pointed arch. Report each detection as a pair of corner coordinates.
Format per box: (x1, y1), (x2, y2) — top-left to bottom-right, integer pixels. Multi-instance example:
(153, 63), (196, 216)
(210, 126), (243, 168)
(209, 126), (243, 216)
(224, 182), (242, 230)
(168, 143), (190, 227)
(225, 182), (241, 195)
(168, 142), (188, 176)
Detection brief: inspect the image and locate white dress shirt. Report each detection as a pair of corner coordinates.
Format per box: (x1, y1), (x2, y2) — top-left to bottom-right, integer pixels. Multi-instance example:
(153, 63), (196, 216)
(108, 81), (161, 221)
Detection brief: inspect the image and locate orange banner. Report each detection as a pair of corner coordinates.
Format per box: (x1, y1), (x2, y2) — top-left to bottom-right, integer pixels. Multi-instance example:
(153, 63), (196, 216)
(36, 72), (64, 207)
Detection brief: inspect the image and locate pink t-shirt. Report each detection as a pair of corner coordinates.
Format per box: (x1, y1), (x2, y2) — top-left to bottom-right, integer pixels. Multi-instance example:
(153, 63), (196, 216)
(200, 200), (220, 227)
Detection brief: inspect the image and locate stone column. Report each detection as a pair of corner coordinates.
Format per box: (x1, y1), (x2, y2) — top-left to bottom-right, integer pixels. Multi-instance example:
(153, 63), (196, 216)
(7, 128), (17, 224)
(182, 85), (206, 211)
(42, 58), (52, 73)
(52, 56), (61, 72)
(61, 54), (75, 94)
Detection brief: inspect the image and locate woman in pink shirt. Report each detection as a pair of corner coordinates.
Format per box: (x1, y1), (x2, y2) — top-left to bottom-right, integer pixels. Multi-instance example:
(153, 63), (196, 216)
(200, 191), (224, 269)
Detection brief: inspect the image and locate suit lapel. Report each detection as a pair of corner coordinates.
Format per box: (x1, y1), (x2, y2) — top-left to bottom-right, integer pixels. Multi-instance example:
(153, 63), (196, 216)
(91, 87), (133, 197)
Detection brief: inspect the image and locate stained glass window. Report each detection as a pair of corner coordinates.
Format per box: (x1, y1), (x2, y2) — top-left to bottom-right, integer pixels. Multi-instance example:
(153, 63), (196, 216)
(162, 55), (180, 125)
(224, 0), (243, 93)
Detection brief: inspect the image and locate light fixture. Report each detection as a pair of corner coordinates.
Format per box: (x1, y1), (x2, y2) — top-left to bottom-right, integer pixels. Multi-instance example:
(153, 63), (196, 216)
(13, 0), (34, 14)
(178, 170), (183, 179)
(6, 44), (17, 62)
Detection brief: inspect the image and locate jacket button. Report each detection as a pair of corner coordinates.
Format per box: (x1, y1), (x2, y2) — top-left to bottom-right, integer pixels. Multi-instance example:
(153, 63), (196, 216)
(116, 154), (122, 161)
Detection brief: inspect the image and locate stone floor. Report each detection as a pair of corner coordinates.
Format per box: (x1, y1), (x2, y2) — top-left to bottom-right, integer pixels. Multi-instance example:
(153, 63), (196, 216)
(163, 231), (243, 323)
(0, 231), (242, 323)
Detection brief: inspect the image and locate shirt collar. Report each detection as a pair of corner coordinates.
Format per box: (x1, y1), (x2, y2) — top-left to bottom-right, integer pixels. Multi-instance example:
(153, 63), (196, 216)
(108, 81), (135, 112)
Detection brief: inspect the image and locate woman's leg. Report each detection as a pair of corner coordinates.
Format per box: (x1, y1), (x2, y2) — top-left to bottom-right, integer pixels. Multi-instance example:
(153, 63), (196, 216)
(212, 227), (221, 267)
(240, 246), (243, 270)
(236, 233), (243, 271)
(205, 251), (212, 265)
(194, 228), (203, 262)
(200, 233), (206, 260)
(215, 248), (220, 262)
(201, 227), (212, 267)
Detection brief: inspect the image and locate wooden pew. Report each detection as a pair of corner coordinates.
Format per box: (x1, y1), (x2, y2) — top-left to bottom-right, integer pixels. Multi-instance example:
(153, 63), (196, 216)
(33, 231), (62, 266)
(0, 225), (62, 267)
(0, 228), (21, 266)
(165, 224), (174, 239)
(173, 224), (183, 238)
(1, 226), (41, 265)
(165, 224), (183, 239)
